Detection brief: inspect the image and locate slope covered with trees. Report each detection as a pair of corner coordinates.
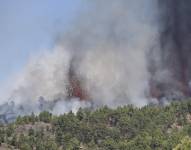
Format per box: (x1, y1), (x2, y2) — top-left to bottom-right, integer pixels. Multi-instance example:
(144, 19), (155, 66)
(1, 100), (191, 149)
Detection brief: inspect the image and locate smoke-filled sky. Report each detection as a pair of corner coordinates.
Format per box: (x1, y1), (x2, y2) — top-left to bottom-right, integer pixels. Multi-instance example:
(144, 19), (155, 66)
(0, 0), (82, 84)
(0, 0), (191, 116)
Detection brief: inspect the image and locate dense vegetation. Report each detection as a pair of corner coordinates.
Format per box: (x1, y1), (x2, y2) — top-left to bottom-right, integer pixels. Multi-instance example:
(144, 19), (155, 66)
(1, 100), (191, 149)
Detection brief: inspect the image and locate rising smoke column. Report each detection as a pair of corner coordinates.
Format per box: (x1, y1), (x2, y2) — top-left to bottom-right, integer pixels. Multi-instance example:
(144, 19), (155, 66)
(0, 0), (162, 115)
(58, 0), (160, 107)
(157, 0), (191, 98)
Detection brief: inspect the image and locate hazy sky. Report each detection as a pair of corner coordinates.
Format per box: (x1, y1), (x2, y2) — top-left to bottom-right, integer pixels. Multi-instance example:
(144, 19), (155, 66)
(0, 0), (82, 84)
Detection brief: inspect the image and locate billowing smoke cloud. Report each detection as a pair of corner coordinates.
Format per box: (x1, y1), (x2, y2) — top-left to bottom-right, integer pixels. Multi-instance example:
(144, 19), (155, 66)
(150, 0), (191, 101)
(61, 0), (160, 107)
(1, 0), (191, 119)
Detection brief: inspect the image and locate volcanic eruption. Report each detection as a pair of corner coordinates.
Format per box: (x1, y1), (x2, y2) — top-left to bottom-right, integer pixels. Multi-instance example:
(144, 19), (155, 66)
(1, 0), (191, 123)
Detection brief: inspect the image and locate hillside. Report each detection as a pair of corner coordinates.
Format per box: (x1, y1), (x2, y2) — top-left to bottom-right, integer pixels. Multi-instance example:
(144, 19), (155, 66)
(1, 100), (191, 149)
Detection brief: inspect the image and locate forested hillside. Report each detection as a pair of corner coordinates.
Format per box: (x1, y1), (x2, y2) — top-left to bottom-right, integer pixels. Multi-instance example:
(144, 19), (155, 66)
(1, 100), (191, 149)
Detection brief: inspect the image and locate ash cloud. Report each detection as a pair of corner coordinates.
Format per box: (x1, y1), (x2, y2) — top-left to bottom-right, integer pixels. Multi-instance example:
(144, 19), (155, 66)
(153, 0), (191, 100)
(1, 0), (191, 120)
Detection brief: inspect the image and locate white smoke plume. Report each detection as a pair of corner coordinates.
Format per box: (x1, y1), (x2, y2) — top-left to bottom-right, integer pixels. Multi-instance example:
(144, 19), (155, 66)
(0, 0), (162, 117)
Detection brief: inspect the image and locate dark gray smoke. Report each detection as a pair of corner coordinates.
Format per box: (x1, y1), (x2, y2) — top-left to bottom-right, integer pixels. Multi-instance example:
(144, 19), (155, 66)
(151, 0), (191, 101)
(1, 0), (191, 123)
